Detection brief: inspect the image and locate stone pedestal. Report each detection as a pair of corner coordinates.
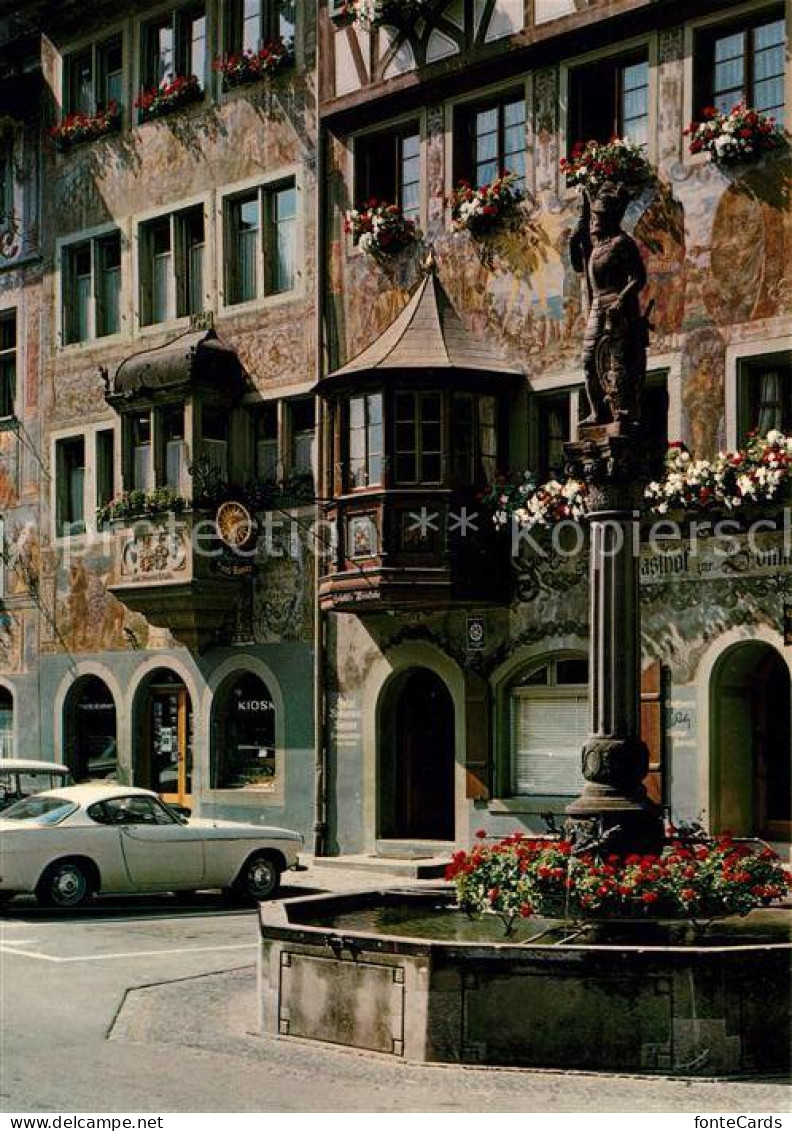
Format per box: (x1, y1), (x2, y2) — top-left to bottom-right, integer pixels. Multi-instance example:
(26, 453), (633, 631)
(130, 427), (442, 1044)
(564, 425), (663, 854)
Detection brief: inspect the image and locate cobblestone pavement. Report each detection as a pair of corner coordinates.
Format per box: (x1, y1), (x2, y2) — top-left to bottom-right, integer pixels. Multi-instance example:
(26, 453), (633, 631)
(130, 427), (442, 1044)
(1, 862), (790, 1113)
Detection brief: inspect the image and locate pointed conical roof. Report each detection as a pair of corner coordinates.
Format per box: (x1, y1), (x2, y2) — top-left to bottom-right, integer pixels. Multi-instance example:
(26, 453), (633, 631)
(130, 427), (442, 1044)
(327, 257), (522, 382)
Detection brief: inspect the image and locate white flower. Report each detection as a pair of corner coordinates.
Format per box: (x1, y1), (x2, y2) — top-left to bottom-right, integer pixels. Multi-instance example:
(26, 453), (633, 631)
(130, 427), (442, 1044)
(767, 429), (784, 446)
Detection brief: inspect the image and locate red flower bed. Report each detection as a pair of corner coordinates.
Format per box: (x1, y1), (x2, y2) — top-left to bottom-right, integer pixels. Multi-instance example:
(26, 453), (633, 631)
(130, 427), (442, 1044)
(685, 104), (782, 166)
(447, 832), (790, 935)
(50, 102), (122, 150)
(213, 39), (291, 90)
(135, 75), (203, 122)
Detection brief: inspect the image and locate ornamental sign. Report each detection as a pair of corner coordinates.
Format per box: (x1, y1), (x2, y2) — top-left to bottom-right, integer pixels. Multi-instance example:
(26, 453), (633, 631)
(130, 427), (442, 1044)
(640, 531), (792, 585)
(467, 616), (485, 652)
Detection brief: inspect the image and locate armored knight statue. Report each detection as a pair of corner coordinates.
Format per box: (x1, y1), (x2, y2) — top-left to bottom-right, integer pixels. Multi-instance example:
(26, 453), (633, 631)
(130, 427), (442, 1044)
(570, 181), (650, 427)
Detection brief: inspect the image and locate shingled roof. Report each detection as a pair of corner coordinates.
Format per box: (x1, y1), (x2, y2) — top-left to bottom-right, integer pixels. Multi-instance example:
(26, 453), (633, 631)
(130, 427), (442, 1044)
(326, 258), (522, 382)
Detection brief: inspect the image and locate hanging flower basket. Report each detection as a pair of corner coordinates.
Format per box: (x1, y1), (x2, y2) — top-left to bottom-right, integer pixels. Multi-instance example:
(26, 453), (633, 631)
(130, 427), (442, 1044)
(135, 75), (203, 123)
(685, 104), (783, 167)
(446, 831), (791, 936)
(50, 102), (122, 151)
(333, 0), (431, 29)
(344, 199), (418, 259)
(448, 171), (524, 237)
(560, 137), (654, 195)
(213, 40), (292, 90)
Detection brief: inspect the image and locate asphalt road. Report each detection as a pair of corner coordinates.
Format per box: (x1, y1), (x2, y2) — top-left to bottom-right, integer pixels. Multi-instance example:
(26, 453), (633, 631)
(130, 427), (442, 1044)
(1, 872), (790, 1114)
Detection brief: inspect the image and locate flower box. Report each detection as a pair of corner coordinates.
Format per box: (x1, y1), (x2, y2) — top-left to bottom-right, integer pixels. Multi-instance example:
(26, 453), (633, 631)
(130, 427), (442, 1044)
(213, 40), (292, 90)
(97, 487), (188, 528)
(560, 137), (654, 195)
(344, 199), (418, 259)
(135, 75), (203, 123)
(448, 172), (523, 237)
(333, 0), (432, 29)
(50, 103), (122, 151)
(686, 104), (783, 167)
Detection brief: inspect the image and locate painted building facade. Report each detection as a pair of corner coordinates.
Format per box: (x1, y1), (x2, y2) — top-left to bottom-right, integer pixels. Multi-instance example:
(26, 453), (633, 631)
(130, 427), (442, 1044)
(317, 0), (792, 856)
(0, 0), (319, 837)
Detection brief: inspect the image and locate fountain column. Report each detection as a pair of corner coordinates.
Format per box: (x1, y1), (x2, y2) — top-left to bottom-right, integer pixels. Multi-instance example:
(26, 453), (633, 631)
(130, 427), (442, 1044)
(563, 428), (663, 853)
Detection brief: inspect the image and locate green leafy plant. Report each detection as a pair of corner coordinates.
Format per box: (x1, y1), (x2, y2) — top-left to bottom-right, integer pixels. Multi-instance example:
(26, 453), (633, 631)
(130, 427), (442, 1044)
(97, 487), (187, 527)
(446, 831), (790, 935)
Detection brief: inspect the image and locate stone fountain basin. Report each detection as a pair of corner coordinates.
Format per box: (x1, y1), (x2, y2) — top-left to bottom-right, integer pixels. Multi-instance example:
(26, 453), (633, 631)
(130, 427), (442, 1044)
(258, 887), (791, 1077)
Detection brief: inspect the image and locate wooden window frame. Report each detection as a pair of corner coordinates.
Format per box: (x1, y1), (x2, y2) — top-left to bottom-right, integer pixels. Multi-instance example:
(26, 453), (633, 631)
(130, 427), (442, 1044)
(453, 91), (527, 189)
(354, 123), (422, 219)
(62, 231), (123, 345)
(224, 179), (297, 306)
(64, 34), (124, 117)
(693, 4), (786, 122)
(0, 309), (16, 420)
(139, 205), (204, 327)
(567, 49), (649, 153)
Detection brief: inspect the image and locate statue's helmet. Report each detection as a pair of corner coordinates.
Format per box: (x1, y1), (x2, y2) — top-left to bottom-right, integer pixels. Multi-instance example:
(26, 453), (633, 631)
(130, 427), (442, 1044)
(591, 181), (630, 220)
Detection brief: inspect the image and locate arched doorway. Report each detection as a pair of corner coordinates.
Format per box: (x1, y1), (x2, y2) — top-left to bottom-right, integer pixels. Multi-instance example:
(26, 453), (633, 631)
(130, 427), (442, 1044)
(211, 671), (277, 791)
(711, 642), (791, 840)
(63, 676), (118, 782)
(133, 668), (193, 806)
(378, 668), (455, 842)
(0, 686), (13, 757)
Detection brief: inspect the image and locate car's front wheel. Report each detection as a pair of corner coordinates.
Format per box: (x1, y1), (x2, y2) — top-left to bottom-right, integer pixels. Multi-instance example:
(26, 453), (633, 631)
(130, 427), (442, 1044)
(36, 860), (95, 909)
(235, 852), (281, 902)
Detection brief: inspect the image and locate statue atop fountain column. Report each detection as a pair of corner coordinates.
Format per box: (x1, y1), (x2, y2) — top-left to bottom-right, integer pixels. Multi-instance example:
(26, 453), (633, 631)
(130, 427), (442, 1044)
(570, 182), (650, 428)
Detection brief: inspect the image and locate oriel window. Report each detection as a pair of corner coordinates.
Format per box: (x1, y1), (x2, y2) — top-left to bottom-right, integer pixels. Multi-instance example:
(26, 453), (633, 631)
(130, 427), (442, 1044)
(348, 393), (383, 489)
(394, 391), (442, 485)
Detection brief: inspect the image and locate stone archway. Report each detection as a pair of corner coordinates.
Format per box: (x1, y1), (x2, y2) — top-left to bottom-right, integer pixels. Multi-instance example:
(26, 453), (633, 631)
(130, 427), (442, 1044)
(378, 667), (455, 842)
(63, 675), (118, 783)
(711, 641), (791, 840)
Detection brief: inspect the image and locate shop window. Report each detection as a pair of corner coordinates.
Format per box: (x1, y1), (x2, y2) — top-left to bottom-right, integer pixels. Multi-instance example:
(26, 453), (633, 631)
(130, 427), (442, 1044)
(255, 403), (279, 483)
(0, 687), (13, 758)
(65, 35), (123, 116)
(454, 93), (526, 189)
(56, 436), (86, 536)
(568, 52), (649, 149)
(348, 392), (383, 489)
(694, 8), (785, 125)
(355, 125), (421, 222)
(289, 398), (316, 486)
(213, 673), (277, 790)
(62, 232), (122, 344)
(510, 657), (589, 797)
(224, 180), (297, 304)
(139, 206), (205, 326)
(224, 0), (296, 54)
(95, 429), (116, 510)
(66, 676), (117, 783)
(394, 391), (443, 484)
(739, 353), (792, 440)
(0, 309), (16, 419)
(141, 4), (206, 90)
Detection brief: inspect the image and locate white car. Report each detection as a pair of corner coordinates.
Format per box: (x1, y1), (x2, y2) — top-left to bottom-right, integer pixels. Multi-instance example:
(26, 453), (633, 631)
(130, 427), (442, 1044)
(0, 784), (303, 908)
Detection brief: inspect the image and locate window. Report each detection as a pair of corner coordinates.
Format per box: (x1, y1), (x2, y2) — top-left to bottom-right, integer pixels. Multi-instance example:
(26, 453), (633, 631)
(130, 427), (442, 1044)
(203, 414), (228, 482)
(455, 94), (526, 189)
(0, 310), (16, 419)
(141, 4), (206, 89)
(56, 436), (86, 535)
(212, 673), (277, 790)
(255, 403), (279, 482)
(537, 392), (574, 481)
(642, 373), (669, 475)
(0, 688), (11, 759)
(511, 657), (589, 797)
(739, 353), (792, 440)
(139, 206), (205, 326)
(224, 0), (296, 54)
(131, 413), (153, 490)
(695, 9), (785, 125)
(355, 126), (421, 223)
(163, 407), (186, 490)
(225, 180), (297, 304)
(394, 391), (443, 484)
(62, 232), (122, 344)
(92, 795), (175, 825)
(65, 36), (123, 115)
(451, 393), (498, 487)
(289, 398), (316, 485)
(348, 393), (383, 489)
(96, 430), (116, 510)
(568, 52), (649, 149)
(0, 136), (12, 229)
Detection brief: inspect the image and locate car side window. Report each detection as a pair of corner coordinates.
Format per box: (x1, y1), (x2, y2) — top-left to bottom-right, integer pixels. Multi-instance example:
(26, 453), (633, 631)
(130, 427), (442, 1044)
(87, 801), (113, 824)
(100, 796), (176, 826)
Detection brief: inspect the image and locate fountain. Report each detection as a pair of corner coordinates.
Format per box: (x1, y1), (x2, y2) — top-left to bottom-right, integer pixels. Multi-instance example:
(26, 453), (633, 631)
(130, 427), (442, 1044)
(257, 183), (791, 1075)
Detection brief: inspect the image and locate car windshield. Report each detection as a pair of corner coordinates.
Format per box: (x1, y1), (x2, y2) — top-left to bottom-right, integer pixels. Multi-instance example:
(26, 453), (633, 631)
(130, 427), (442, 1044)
(1, 795), (77, 824)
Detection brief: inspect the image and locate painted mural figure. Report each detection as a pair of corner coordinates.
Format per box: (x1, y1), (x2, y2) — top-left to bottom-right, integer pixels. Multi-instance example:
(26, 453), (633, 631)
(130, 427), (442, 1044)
(570, 182), (650, 425)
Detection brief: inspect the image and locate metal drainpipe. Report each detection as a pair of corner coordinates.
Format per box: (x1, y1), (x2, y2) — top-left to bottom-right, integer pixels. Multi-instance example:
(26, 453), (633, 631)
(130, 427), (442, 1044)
(312, 88), (329, 859)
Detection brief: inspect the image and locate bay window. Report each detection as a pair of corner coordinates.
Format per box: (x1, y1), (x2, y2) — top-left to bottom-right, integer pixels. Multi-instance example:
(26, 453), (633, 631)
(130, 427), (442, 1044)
(451, 393), (498, 486)
(394, 391), (442, 484)
(348, 393), (383, 489)
(255, 403), (279, 483)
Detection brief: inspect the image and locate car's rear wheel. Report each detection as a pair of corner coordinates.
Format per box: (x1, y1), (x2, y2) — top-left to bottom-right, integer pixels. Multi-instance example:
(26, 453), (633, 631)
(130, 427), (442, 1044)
(36, 860), (95, 909)
(235, 852), (281, 902)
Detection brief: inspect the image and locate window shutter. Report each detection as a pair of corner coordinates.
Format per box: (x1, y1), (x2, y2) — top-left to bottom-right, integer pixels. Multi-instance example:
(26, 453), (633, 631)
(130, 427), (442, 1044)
(512, 692), (588, 796)
(465, 671), (489, 800)
(641, 660), (664, 807)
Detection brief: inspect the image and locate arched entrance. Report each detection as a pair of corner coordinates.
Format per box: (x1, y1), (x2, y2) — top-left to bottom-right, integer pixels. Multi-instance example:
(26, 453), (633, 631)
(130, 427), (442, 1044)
(133, 668), (193, 806)
(63, 676), (118, 782)
(711, 642), (791, 840)
(378, 668), (455, 842)
(211, 671), (277, 791)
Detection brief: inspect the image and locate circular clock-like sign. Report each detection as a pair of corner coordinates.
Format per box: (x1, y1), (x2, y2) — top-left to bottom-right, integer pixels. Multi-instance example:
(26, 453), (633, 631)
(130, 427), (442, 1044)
(216, 500), (255, 550)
